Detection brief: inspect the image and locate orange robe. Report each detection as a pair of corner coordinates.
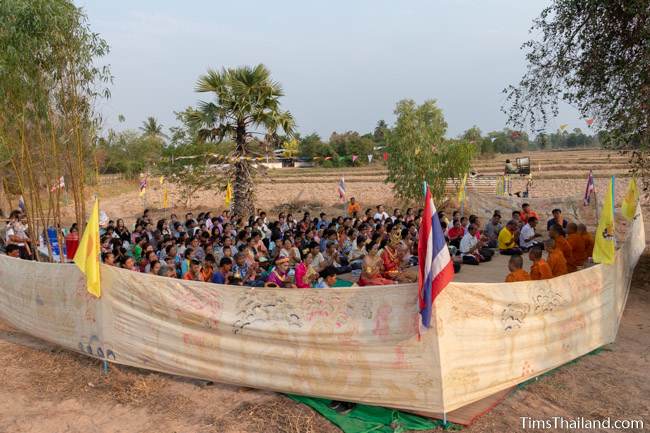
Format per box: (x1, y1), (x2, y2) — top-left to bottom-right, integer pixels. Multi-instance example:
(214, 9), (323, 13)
(567, 233), (586, 267)
(581, 232), (594, 258)
(505, 269), (531, 282)
(554, 236), (576, 272)
(547, 250), (568, 277)
(530, 259), (553, 280)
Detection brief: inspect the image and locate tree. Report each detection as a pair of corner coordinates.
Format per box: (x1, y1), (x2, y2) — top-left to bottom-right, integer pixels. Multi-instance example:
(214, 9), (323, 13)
(190, 64), (295, 216)
(157, 108), (224, 207)
(282, 138), (299, 158)
(0, 0), (110, 252)
(374, 120), (388, 144)
(140, 116), (167, 140)
(503, 0), (649, 191)
(385, 100), (475, 202)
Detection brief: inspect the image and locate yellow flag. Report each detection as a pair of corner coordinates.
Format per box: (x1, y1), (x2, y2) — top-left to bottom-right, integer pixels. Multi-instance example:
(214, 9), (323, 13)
(457, 173), (467, 204)
(592, 176), (616, 264)
(159, 176), (164, 185)
(162, 187), (169, 208)
(621, 178), (639, 221)
(225, 181), (233, 208)
(560, 124), (568, 131)
(74, 198), (101, 297)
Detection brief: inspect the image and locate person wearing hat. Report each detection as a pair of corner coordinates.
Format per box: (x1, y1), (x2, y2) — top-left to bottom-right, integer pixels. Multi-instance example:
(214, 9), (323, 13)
(265, 257), (296, 288)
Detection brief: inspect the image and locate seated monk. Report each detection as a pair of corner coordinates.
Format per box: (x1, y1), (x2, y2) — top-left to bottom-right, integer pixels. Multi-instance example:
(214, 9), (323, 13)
(578, 223), (594, 259)
(566, 222), (586, 267)
(529, 247), (553, 280)
(505, 255), (531, 282)
(549, 225), (576, 272)
(545, 239), (568, 277)
(359, 241), (395, 286)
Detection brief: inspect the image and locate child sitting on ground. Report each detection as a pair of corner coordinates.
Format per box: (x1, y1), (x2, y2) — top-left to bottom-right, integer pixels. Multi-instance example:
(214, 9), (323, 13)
(505, 255), (531, 282)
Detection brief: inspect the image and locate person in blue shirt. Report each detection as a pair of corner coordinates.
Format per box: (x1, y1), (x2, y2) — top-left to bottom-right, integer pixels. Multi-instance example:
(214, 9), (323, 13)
(212, 257), (233, 284)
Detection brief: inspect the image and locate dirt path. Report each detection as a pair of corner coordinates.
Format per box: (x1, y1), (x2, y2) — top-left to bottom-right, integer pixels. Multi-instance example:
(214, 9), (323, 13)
(1, 252), (648, 433)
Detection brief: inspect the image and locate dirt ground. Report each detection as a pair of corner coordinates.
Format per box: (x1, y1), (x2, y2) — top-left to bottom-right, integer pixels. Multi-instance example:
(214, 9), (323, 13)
(1, 251), (648, 433)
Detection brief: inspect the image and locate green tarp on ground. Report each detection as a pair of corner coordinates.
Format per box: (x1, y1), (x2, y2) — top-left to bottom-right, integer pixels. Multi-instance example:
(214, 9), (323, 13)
(288, 395), (454, 433)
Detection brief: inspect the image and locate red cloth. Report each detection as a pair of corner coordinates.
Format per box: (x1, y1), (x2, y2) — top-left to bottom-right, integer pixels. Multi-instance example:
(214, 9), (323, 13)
(65, 232), (79, 260)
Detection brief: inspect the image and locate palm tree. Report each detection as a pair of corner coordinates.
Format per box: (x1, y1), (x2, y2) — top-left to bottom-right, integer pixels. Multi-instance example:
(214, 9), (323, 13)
(140, 116), (166, 140)
(190, 64), (295, 216)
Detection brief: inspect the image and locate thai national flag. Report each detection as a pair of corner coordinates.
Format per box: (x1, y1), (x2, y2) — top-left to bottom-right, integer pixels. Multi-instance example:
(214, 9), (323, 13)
(583, 170), (595, 206)
(418, 186), (455, 328)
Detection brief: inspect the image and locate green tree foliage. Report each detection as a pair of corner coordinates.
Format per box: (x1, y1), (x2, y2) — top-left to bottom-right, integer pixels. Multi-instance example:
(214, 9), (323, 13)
(96, 130), (164, 178)
(374, 120), (388, 144)
(329, 131), (374, 165)
(190, 64), (295, 216)
(385, 100), (475, 202)
(504, 0), (649, 190)
(140, 116), (167, 140)
(157, 109), (224, 206)
(0, 0), (110, 232)
(299, 133), (328, 158)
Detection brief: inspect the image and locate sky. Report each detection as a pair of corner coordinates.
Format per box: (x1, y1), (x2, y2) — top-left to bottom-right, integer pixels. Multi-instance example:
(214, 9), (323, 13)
(77, 0), (584, 139)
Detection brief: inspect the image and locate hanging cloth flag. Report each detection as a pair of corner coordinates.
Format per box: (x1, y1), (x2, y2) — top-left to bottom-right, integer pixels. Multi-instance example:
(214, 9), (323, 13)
(621, 178), (639, 221)
(560, 124), (568, 131)
(383, 152), (388, 161)
(583, 170), (595, 206)
(586, 118), (594, 127)
(457, 173), (468, 205)
(367, 154), (373, 163)
(418, 185), (454, 328)
(324, 156), (332, 161)
(592, 176), (616, 264)
(139, 175), (148, 197)
(50, 176), (65, 193)
(224, 181), (233, 209)
(159, 176), (164, 185)
(352, 155), (358, 163)
(18, 195), (26, 212)
(74, 198), (101, 297)
(511, 131), (521, 139)
(337, 177), (346, 201)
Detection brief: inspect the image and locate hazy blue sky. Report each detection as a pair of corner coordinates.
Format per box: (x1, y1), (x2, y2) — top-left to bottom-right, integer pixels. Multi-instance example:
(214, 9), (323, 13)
(77, 0), (583, 139)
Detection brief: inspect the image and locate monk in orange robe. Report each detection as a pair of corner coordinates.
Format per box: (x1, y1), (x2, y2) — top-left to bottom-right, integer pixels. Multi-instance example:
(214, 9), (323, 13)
(566, 222), (586, 267)
(550, 225), (576, 272)
(505, 255), (531, 282)
(578, 223), (594, 259)
(545, 239), (568, 277)
(529, 247), (553, 280)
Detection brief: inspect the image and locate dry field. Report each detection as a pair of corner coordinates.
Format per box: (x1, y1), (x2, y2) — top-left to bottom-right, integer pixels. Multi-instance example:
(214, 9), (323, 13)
(1, 149), (649, 433)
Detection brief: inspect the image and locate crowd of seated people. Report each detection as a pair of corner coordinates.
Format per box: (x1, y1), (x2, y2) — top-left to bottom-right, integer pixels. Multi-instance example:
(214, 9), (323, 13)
(2, 199), (597, 287)
(89, 198), (421, 288)
(502, 206), (595, 282)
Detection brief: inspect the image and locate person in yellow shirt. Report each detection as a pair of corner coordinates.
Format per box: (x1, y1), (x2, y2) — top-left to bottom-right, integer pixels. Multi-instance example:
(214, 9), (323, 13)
(505, 255), (531, 282)
(498, 220), (522, 255)
(347, 197), (361, 217)
(544, 239), (568, 277)
(529, 247), (553, 280)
